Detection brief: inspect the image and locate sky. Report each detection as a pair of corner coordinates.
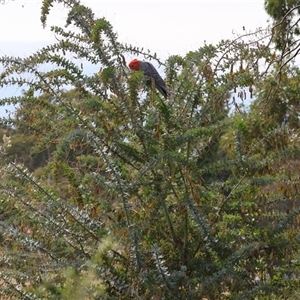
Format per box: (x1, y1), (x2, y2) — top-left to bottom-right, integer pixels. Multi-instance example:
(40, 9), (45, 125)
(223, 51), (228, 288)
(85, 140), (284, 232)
(0, 0), (269, 56)
(0, 0), (270, 115)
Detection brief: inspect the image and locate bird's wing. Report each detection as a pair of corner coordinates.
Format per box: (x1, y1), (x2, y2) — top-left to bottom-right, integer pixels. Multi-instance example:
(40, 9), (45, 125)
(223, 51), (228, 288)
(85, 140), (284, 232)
(140, 62), (169, 98)
(155, 84), (169, 99)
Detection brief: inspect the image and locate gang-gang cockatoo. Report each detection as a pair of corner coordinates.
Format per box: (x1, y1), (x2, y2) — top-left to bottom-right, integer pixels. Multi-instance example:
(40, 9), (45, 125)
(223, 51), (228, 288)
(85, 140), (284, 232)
(128, 59), (169, 99)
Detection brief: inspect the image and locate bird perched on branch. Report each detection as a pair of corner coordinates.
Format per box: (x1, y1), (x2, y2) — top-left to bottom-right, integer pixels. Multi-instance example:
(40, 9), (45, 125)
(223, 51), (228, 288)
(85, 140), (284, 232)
(128, 59), (169, 99)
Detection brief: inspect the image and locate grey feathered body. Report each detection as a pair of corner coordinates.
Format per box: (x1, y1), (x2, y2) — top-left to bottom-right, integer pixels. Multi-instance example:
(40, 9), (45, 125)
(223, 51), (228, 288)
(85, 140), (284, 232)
(139, 61), (169, 99)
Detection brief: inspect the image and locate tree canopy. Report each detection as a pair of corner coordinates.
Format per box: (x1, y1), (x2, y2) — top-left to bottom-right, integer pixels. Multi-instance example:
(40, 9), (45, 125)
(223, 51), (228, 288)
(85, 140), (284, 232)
(264, 0), (300, 69)
(0, 0), (300, 299)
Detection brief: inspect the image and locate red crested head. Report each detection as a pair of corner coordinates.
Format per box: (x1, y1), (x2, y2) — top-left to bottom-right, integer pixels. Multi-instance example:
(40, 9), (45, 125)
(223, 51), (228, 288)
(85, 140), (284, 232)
(128, 59), (140, 71)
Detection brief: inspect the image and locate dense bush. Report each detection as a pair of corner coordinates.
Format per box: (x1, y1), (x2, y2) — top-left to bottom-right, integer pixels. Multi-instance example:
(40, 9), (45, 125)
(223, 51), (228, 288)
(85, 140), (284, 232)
(0, 1), (300, 299)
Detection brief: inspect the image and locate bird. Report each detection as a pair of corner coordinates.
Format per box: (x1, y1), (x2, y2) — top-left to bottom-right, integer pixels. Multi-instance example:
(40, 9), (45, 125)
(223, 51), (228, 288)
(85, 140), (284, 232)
(128, 59), (169, 99)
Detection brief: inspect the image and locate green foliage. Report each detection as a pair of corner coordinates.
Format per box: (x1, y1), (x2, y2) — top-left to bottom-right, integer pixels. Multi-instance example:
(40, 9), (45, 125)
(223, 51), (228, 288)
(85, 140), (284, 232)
(0, 0), (300, 299)
(264, 0), (300, 69)
(40, 0), (54, 28)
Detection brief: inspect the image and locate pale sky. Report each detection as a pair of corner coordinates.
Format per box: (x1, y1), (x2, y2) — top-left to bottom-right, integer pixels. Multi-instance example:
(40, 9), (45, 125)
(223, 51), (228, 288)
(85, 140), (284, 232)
(0, 1), (269, 115)
(0, 0), (269, 57)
